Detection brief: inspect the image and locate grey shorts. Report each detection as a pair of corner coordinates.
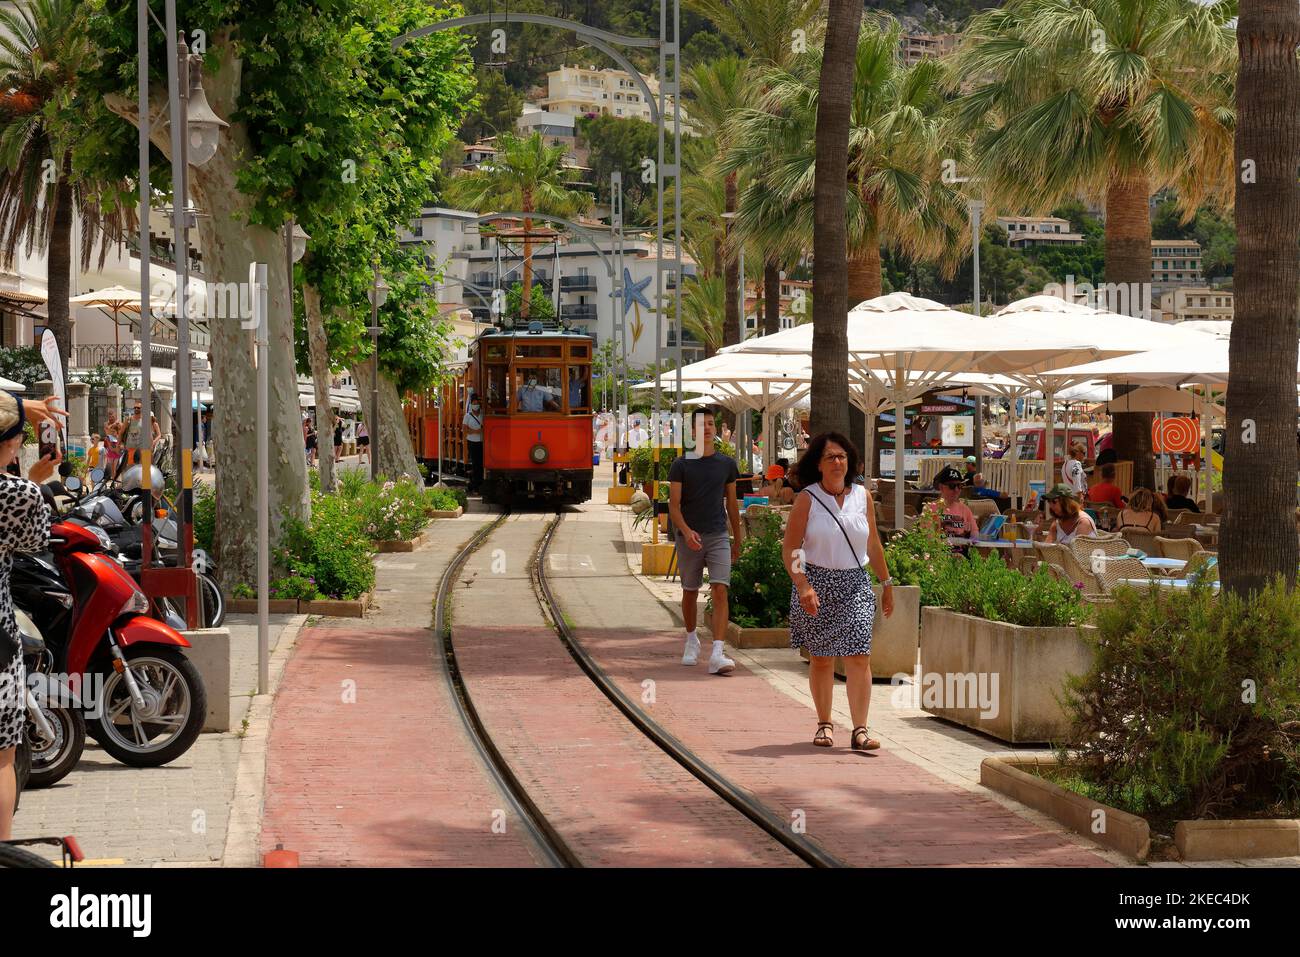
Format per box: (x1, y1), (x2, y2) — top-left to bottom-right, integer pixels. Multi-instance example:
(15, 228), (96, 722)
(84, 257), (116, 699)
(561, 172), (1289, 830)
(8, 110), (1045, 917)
(676, 532), (732, 590)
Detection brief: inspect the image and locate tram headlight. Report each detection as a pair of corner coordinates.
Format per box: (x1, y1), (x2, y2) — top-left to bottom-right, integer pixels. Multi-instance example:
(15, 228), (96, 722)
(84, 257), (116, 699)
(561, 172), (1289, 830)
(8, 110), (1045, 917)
(530, 443), (548, 464)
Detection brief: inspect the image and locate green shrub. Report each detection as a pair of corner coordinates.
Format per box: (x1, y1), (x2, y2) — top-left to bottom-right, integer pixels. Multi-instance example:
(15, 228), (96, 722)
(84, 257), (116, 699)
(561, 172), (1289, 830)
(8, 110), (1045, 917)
(934, 550), (1090, 628)
(308, 468), (321, 492)
(1059, 580), (1300, 821)
(710, 510), (790, 629)
(361, 478), (430, 541)
(193, 483), (216, 554)
(630, 445), (680, 484)
(269, 575), (322, 601)
(232, 583), (255, 599)
(426, 486), (461, 512)
(881, 513), (957, 606)
(277, 491), (375, 600)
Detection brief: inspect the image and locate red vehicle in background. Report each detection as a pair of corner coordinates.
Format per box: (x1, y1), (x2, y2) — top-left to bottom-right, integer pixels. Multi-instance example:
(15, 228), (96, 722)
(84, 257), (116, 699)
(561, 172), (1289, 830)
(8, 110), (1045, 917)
(1014, 426), (1097, 466)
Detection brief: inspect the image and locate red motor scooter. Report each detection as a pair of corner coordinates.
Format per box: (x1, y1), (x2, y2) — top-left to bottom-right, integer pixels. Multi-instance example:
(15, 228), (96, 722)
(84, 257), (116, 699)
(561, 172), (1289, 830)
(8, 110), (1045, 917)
(44, 518), (206, 767)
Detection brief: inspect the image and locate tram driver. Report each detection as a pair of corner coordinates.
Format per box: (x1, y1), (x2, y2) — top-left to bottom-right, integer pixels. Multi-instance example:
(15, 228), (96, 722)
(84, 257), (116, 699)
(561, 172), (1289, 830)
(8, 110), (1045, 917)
(517, 369), (560, 412)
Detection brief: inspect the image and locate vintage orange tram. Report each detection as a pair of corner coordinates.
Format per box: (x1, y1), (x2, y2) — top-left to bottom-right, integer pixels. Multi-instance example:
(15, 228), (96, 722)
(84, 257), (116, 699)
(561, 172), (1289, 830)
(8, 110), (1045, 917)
(406, 322), (595, 504)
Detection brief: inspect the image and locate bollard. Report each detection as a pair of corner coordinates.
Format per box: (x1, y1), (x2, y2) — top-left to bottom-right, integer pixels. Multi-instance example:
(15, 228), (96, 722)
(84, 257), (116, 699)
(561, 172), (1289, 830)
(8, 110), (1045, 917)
(264, 843), (300, 868)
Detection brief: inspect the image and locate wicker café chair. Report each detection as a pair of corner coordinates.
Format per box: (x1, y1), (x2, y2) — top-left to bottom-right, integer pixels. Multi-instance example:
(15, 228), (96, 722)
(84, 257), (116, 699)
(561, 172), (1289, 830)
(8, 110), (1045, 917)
(1164, 508), (1191, 526)
(1035, 542), (1103, 596)
(1174, 550), (1215, 581)
(1068, 534), (1129, 576)
(1092, 555), (1152, 595)
(1119, 529), (1160, 555)
(1156, 536), (1203, 561)
(1090, 504), (1121, 532)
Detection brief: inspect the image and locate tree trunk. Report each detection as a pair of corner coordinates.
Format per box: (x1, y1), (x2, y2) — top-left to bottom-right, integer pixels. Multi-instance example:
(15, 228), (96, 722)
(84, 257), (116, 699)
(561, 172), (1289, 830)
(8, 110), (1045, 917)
(723, 171), (740, 346)
(106, 36), (310, 591)
(45, 159), (74, 387)
(810, 0), (862, 436)
(847, 232), (883, 305)
(1103, 171), (1155, 490)
(763, 258), (781, 336)
(1222, 0), (1300, 595)
(351, 360), (420, 480)
(303, 283), (336, 493)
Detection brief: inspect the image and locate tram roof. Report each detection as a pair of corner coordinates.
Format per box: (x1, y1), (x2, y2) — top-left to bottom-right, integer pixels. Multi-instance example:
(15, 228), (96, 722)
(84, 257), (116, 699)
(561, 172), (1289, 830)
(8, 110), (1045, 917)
(474, 326), (596, 341)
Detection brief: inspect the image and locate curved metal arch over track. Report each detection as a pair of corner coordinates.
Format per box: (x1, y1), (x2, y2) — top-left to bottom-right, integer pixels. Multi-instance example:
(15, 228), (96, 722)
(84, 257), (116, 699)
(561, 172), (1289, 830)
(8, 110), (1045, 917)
(393, 14), (661, 125)
(479, 211), (615, 278)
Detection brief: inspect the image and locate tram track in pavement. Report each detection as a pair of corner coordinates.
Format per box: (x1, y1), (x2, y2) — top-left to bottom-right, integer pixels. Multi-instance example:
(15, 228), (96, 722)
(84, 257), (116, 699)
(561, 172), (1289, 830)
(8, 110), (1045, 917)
(436, 504), (844, 868)
(531, 511), (844, 869)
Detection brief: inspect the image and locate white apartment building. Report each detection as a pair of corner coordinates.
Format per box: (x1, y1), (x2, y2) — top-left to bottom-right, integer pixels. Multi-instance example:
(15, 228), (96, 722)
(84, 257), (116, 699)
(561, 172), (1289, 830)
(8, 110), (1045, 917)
(400, 206), (706, 368)
(539, 65), (686, 125)
(1152, 239), (1203, 286)
(995, 215), (1085, 249)
(1159, 286), (1233, 323)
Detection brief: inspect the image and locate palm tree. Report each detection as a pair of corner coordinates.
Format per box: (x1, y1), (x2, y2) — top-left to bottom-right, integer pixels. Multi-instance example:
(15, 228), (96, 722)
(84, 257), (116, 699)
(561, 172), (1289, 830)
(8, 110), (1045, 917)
(808, 0), (863, 435)
(728, 21), (969, 307)
(688, 0), (824, 335)
(1221, 0), (1300, 595)
(678, 275), (727, 358)
(954, 0), (1236, 488)
(446, 131), (589, 319)
(0, 0), (131, 377)
(683, 56), (757, 349)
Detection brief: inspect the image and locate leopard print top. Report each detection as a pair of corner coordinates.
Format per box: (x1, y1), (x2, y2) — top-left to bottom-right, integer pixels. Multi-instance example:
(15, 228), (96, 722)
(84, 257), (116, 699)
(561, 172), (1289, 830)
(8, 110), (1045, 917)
(0, 474), (51, 668)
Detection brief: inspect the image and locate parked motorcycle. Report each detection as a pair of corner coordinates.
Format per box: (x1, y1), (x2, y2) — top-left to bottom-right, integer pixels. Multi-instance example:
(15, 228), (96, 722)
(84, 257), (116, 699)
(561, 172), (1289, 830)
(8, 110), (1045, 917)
(16, 607), (85, 788)
(14, 515), (206, 767)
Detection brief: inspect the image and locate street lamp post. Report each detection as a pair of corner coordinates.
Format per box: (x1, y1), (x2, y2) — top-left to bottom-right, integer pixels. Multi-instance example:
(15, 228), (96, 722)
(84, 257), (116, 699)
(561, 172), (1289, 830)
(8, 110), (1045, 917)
(968, 198), (985, 318)
(366, 264), (390, 481)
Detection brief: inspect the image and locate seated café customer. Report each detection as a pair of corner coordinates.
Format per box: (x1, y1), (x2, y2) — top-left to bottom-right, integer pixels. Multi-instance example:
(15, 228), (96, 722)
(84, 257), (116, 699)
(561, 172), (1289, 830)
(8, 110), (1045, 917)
(761, 461), (795, 505)
(1165, 474), (1200, 513)
(1044, 484), (1097, 545)
(1118, 487), (1163, 533)
(970, 473), (1002, 499)
(924, 465), (978, 541)
(1087, 462), (1126, 509)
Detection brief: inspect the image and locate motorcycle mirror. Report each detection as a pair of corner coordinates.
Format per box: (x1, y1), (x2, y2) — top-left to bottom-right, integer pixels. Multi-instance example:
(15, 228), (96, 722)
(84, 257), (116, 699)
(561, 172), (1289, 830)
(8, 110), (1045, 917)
(90, 468), (104, 483)
(64, 476), (82, 493)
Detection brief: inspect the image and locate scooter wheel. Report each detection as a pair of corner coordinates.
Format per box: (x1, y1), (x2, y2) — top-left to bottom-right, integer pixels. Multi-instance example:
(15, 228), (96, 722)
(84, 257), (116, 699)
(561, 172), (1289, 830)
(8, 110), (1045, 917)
(25, 705), (86, 789)
(88, 647), (206, 768)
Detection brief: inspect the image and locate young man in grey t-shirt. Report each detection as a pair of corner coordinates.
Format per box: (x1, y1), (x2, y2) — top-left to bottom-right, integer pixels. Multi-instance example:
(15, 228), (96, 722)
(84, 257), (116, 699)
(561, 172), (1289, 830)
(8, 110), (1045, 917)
(668, 408), (741, 675)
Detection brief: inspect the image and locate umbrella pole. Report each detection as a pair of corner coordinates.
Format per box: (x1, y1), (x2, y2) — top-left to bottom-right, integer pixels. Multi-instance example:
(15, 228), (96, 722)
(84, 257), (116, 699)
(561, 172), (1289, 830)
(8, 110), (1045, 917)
(1044, 390), (1055, 499)
(1007, 392), (1019, 508)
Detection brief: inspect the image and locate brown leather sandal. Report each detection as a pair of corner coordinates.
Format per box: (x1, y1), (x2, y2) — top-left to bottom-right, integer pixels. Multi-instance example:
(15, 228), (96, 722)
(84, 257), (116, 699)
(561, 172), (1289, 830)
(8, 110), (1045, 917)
(813, 722), (834, 748)
(851, 726), (880, 751)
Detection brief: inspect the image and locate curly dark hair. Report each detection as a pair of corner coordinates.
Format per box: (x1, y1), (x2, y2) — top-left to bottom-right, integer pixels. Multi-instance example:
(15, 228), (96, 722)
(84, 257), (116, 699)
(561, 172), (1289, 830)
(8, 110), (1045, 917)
(795, 432), (861, 490)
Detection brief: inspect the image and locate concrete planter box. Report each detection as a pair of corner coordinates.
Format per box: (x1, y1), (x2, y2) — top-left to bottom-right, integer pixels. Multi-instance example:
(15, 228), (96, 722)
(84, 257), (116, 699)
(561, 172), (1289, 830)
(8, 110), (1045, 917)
(300, 592), (371, 618)
(725, 622), (790, 649)
(981, 754), (1149, 860)
(1174, 820), (1300, 861)
(228, 598), (299, 615)
(607, 485), (636, 505)
(641, 541), (676, 576)
(984, 755), (1300, 862)
(920, 607), (1095, 744)
(792, 585), (919, 678)
(181, 627), (231, 733)
(425, 506), (463, 519)
(375, 529), (429, 553)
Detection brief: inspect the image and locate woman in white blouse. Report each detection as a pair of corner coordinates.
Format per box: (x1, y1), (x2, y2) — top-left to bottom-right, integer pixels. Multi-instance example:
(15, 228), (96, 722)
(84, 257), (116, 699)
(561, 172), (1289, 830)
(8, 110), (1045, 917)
(783, 433), (894, 751)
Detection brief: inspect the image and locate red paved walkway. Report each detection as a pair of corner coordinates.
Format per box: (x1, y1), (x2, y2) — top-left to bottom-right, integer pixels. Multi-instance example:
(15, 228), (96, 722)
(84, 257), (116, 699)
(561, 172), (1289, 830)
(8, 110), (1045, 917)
(454, 624), (803, 867)
(562, 628), (1109, 866)
(261, 626), (540, 867)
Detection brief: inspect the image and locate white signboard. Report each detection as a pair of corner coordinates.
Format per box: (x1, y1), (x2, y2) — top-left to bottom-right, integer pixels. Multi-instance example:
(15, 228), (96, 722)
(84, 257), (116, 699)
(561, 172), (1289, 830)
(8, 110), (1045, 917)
(941, 415), (974, 447)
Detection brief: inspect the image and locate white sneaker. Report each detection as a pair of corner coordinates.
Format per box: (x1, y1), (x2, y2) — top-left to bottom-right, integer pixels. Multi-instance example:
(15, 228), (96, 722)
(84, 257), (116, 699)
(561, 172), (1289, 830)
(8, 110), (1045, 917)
(681, 634), (700, 666)
(708, 651), (735, 675)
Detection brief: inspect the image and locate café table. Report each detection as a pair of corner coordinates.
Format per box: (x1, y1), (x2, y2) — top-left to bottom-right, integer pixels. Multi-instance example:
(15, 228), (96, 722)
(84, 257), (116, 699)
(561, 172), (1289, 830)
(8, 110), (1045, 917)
(1119, 578), (1220, 594)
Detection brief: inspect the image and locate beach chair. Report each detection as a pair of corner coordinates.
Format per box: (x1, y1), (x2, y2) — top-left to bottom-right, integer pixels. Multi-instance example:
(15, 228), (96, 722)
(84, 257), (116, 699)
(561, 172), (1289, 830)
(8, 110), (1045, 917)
(1156, 536), (1203, 560)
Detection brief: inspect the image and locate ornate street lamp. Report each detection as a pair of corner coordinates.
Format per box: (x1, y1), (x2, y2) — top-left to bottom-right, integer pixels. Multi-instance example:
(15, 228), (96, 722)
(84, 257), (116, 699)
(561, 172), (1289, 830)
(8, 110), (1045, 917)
(366, 266), (390, 480)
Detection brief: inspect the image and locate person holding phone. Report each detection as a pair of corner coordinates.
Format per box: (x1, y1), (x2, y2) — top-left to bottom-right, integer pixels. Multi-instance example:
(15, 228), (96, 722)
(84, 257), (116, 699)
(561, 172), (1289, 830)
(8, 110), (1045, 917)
(0, 391), (64, 841)
(123, 400), (160, 467)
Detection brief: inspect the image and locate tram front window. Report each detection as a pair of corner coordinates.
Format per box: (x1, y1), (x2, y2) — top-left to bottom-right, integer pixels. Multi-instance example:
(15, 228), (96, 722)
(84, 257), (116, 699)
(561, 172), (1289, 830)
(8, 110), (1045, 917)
(486, 365), (508, 411)
(516, 367), (561, 412)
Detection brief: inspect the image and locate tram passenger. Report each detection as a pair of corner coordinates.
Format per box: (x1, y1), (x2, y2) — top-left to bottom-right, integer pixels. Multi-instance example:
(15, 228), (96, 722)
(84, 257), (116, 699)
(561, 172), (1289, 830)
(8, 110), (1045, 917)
(518, 372), (559, 412)
(567, 367), (586, 409)
(668, 407), (740, 676)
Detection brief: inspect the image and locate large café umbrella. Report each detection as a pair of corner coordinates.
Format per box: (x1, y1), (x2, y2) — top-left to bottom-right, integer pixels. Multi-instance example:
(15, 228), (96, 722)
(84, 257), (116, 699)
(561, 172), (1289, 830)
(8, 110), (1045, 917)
(723, 293), (1114, 522)
(986, 296), (1223, 493)
(69, 285), (175, 349)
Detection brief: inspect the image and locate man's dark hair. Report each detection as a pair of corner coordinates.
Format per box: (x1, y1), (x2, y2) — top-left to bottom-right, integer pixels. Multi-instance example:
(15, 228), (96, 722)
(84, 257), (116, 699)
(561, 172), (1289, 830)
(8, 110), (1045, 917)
(777, 457), (790, 471)
(795, 432), (861, 489)
(1101, 462), (1115, 480)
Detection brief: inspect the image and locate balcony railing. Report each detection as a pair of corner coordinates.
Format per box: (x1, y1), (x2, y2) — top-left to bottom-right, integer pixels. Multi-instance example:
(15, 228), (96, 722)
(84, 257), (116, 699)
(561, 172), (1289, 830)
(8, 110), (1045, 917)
(560, 275), (596, 292)
(72, 342), (180, 370)
(562, 303), (597, 321)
